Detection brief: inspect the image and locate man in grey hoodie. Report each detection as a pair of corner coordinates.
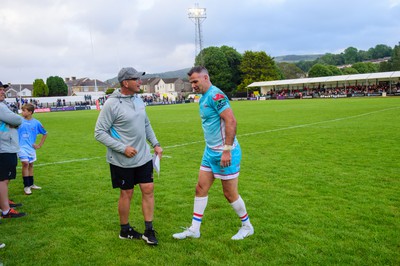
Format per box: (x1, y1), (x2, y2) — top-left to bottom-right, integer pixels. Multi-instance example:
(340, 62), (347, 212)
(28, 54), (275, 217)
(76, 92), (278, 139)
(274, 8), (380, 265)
(95, 67), (163, 245)
(0, 81), (26, 219)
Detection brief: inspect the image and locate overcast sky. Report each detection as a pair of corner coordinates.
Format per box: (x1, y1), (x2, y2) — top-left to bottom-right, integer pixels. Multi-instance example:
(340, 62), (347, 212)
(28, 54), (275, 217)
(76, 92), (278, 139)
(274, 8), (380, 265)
(1, 0), (399, 84)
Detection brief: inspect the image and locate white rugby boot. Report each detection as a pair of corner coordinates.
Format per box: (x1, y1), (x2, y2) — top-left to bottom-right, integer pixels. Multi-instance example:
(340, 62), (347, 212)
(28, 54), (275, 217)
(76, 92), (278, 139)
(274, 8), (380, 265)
(231, 224), (254, 240)
(172, 227), (200, 240)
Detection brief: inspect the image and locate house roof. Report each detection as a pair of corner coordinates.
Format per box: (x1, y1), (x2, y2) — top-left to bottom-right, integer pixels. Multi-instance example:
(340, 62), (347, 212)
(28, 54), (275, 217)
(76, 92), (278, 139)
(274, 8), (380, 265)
(66, 78), (108, 87)
(6, 84), (33, 91)
(5, 88), (18, 93)
(162, 78), (181, 83)
(141, 77), (160, 85)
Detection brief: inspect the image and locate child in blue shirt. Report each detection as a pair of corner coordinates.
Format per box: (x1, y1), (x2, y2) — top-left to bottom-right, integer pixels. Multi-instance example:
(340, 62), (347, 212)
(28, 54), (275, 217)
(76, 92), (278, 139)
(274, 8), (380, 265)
(18, 103), (47, 195)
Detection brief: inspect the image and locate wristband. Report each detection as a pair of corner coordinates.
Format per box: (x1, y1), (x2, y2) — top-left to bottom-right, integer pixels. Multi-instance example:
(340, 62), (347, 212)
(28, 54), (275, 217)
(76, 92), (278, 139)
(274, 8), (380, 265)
(223, 145), (233, 151)
(153, 143), (160, 148)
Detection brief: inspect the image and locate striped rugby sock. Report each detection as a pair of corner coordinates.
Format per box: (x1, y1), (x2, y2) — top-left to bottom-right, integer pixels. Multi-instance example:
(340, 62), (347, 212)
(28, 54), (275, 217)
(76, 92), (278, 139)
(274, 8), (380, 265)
(190, 196), (208, 232)
(240, 213), (249, 223)
(231, 195), (251, 226)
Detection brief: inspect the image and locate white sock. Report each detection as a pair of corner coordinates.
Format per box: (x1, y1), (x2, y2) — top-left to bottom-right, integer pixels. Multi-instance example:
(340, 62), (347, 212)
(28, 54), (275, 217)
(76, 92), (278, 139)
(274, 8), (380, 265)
(2, 209), (10, 215)
(190, 196), (208, 232)
(230, 195), (251, 227)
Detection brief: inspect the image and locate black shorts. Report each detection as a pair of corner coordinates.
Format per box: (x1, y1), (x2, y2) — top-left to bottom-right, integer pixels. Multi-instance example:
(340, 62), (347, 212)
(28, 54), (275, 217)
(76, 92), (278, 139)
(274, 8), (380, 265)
(110, 160), (153, 190)
(0, 153), (18, 181)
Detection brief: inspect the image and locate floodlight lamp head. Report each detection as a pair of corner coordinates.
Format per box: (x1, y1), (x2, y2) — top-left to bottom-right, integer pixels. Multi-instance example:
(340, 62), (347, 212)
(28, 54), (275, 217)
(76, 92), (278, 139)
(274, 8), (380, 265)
(188, 7), (206, 18)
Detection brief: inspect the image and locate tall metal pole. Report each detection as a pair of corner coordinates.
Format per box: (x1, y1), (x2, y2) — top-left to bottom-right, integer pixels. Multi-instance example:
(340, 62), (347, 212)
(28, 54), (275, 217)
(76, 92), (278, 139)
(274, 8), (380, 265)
(19, 83), (22, 109)
(90, 27), (98, 92)
(188, 3), (206, 65)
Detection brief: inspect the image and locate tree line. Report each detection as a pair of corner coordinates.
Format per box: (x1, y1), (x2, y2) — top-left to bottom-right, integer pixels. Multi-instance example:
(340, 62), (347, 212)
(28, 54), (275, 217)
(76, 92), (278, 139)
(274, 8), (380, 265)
(31, 43), (400, 97)
(33, 76), (68, 97)
(195, 42), (400, 94)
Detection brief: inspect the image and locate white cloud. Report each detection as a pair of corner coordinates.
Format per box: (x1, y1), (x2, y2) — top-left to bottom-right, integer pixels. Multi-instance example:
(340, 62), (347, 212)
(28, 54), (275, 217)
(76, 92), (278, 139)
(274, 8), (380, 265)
(0, 0), (399, 84)
(137, 0), (156, 11)
(389, 0), (400, 7)
(245, 0), (286, 5)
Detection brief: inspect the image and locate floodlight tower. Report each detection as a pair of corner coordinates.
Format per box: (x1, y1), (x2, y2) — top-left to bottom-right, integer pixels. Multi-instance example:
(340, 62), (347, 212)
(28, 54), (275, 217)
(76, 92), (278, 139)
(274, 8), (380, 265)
(188, 3), (206, 65)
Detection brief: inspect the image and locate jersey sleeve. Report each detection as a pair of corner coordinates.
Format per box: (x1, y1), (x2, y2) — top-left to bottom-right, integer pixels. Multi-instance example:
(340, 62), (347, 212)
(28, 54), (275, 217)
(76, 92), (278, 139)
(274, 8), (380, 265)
(209, 88), (230, 115)
(36, 120), (47, 135)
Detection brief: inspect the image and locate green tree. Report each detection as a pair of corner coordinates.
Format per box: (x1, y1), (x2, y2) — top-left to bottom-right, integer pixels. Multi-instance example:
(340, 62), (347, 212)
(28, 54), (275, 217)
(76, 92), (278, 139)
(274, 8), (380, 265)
(358, 50), (371, 61)
(295, 60), (315, 72)
(290, 43), (396, 73)
(370, 44), (392, 59)
(47, 76), (68, 96)
(196, 46), (233, 92)
(277, 62), (305, 79)
(237, 50), (280, 92)
(352, 62), (378, 73)
(326, 65), (343, 76)
(105, 88), (115, 95)
(343, 47), (359, 64)
(220, 45), (242, 90)
(317, 53), (344, 66)
(351, 62), (369, 73)
(308, 64), (333, 77)
(365, 62), (378, 72)
(342, 67), (359, 75)
(378, 43), (400, 71)
(32, 79), (48, 97)
(389, 42), (400, 71)
(379, 61), (391, 72)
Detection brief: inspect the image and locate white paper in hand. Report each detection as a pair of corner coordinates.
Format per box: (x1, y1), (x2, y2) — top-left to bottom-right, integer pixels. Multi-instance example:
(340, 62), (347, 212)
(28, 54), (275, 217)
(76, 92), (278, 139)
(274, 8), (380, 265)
(153, 154), (160, 177)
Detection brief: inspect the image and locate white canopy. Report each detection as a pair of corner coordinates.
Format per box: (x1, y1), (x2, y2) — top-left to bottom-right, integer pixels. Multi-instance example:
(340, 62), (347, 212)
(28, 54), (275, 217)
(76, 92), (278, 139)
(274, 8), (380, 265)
(248, 71), (400, 92)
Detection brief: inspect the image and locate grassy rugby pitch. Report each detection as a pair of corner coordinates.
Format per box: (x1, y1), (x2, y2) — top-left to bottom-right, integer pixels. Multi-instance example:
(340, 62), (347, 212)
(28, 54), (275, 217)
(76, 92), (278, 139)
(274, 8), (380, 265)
(1, 97), (399, 265)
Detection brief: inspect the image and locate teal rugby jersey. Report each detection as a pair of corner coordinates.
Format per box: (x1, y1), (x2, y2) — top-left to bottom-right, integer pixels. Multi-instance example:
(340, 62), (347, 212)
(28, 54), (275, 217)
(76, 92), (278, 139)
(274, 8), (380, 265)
(199, 85), (238, 150)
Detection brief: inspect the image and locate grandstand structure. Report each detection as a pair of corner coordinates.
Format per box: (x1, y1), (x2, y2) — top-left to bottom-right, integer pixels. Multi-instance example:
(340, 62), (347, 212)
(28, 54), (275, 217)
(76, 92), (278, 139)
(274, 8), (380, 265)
(248, 71), (400, 95)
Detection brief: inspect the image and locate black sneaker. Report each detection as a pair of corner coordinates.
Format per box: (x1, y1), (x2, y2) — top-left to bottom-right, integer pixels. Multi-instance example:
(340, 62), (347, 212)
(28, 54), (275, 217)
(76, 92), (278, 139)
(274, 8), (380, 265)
(142, 229), (158, 245)
(119, 227), (142, 240)
(8, 200), (22, 208)
(1, 208), (26, 218)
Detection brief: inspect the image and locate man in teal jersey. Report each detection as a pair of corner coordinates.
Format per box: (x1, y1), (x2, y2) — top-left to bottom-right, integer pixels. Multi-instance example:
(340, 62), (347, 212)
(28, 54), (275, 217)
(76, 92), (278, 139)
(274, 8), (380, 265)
(173, 66), (254, 240)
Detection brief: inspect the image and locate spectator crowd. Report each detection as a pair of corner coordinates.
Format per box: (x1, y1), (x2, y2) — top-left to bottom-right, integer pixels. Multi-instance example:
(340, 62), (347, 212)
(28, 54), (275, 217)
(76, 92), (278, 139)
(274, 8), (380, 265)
(260, 82), (400, 99)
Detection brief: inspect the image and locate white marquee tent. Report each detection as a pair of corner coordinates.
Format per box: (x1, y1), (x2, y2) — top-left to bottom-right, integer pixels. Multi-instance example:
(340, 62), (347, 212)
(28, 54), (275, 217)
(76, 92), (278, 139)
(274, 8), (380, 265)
(248, 71), (400, 94)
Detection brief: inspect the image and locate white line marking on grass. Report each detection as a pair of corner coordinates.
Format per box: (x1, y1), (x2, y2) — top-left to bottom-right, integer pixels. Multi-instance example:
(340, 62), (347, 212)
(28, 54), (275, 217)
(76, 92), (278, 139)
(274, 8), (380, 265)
(35, 155), (174, 167)
(35, 157), (104, 167)
(35, 106), (399, 167)
(164, 141), (204, 149)
(239, 106), (400, 137)
(164, 106), (400, 144)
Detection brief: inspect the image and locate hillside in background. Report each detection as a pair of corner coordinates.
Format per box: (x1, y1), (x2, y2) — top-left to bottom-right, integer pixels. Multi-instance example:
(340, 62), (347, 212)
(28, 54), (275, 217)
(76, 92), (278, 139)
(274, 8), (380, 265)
(106, 68), (191, 84)
(274, 54), (323, 62)
(105, 54), (331, 83)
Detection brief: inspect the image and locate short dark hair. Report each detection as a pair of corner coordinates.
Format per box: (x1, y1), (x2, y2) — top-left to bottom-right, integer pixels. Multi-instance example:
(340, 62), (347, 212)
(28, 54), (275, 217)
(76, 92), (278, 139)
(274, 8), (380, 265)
(22, 103), (35, 114)
(187, 66), (208, 76)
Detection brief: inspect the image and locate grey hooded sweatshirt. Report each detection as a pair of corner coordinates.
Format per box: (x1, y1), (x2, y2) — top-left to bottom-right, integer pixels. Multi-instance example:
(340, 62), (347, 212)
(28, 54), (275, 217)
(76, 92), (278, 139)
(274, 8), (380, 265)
(0, 101), (23, 153)
(94, 89), (159, 168)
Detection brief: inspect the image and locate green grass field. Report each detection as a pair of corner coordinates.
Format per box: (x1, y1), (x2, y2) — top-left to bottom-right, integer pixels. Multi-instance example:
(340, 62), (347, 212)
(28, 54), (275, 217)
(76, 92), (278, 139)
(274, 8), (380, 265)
(1, 97), (399, 265)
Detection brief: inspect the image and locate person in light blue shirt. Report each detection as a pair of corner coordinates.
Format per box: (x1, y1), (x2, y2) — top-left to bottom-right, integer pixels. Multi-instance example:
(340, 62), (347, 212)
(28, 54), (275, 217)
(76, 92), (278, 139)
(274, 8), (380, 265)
(173, 66), (254, 241)
(18, 103), (47, 195)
